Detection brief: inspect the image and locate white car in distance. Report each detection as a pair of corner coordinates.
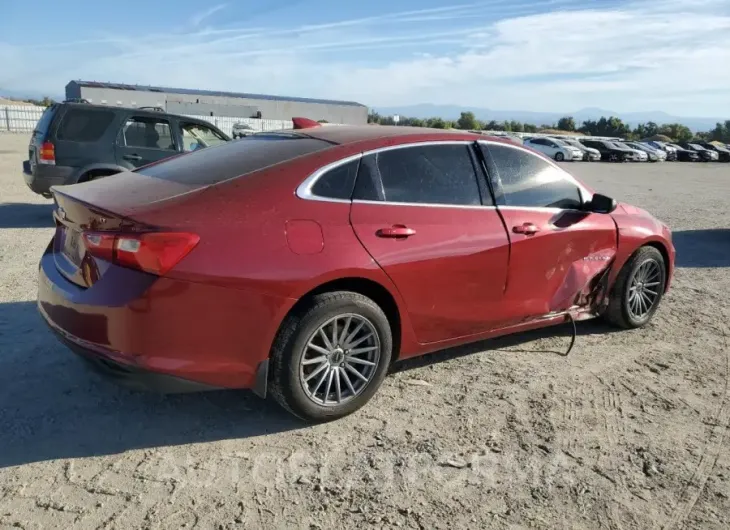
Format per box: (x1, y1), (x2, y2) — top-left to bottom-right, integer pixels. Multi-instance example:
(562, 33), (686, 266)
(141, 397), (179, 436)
(523, 137), (582, 161)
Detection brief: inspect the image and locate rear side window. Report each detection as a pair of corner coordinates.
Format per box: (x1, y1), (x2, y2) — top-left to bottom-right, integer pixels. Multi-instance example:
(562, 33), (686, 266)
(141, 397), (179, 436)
(354, 144), (482, 206)
(56, 108), (115, 142)
(34, 105), (58, 136)
(121, 117), (175, 150)
(311, 159), (359, 200)
(138, 133), (332, 185)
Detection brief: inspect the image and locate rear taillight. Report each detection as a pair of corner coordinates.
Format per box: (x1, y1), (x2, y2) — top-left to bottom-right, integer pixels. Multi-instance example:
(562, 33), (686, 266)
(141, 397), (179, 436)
(39, 141), (55, 165)
(83, 231), (200, 276)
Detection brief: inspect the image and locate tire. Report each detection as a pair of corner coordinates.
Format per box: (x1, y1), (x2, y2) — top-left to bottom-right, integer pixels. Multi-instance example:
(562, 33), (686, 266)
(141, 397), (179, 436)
(555, 152), (565, 162)
(603, 246), (666, 329)
(269, 291), (393, 422)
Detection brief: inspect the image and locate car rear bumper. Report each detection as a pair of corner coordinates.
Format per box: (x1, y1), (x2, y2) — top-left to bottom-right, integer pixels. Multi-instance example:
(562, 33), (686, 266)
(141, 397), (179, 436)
(37, 242), (295, 391)
(23, 163), (75, 195)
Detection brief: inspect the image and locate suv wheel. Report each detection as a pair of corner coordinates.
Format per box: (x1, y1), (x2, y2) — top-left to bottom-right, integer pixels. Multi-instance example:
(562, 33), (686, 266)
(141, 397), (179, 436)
(555, 152), (565, 162)
(269, 292), (393, 422)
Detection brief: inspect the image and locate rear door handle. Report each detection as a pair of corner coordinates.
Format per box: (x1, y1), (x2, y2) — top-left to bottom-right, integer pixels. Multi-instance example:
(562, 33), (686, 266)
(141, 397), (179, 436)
(376, 225), (416, 238)
(512, 222), (540, 235)
(123, 154), (142, 161)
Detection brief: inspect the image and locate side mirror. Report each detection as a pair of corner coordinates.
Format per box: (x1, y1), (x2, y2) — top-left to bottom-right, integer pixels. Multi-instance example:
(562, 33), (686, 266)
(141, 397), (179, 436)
(586, 193), (617, 214)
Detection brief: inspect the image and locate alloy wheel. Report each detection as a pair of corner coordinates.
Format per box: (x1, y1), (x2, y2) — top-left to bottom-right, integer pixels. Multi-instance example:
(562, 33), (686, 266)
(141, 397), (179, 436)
(299, 314), (381, 406)
(627, 259), (662, 320)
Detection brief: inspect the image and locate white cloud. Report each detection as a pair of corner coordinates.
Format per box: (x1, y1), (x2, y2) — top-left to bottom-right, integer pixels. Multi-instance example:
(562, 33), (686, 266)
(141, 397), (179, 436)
(189, 3), (228, 28)
(2, 0), (730, 116)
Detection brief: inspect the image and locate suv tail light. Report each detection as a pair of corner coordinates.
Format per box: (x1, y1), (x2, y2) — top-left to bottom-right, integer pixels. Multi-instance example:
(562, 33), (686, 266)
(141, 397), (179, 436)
(39, 141), (55, 165)
(82, 231), (200, 275)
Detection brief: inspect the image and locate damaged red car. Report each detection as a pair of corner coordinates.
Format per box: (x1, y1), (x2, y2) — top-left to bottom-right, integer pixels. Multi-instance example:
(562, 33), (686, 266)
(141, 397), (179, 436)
(38, 125), (675, 421)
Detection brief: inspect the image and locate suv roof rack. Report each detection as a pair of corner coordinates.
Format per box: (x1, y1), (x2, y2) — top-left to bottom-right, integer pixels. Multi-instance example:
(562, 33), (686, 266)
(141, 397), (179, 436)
(138, 106), (165, 112)
(64, 98), (91, 104)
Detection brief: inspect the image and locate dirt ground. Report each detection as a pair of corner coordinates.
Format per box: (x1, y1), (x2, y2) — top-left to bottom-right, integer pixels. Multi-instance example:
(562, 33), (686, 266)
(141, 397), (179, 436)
(0, 132), (729, 529)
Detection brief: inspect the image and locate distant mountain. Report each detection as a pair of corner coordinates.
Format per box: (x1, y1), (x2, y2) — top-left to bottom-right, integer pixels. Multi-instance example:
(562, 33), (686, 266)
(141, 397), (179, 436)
(373, 104), (726, 132)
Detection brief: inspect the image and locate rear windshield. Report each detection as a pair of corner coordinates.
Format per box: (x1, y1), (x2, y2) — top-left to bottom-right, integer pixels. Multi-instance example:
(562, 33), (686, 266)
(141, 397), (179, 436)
(34, 105), (58, 135)
(137, 133), (332, 185)
(57, 107), (115, 142)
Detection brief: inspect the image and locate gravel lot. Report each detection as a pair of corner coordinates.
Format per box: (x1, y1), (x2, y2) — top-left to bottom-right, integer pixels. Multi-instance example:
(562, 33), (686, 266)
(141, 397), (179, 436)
(1, 132), (729, 529)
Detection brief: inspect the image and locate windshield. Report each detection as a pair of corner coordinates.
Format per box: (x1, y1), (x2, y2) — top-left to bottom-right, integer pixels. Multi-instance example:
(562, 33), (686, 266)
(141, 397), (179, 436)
(612, 142), (631, 149)
(689, 144), (705, 150)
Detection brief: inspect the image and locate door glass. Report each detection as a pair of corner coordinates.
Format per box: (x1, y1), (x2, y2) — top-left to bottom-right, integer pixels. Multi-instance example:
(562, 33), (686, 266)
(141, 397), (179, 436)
(487, 143), (582, 209)
(57, 108), (114, 142)
(180, 122), (228, 151)
(121, 117), (175, 150)
(356, 144), (482, 206)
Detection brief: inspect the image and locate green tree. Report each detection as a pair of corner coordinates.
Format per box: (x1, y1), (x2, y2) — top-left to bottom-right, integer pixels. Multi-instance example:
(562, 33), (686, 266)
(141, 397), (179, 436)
(709, 122), (730, 143)
(483, 120), (503, 131)
(579, 116), (631, 137)
(633, 121), (659, 139)
(523, 123), (538, 133)
(367, 111), (381, 124)
(456, 111), (479, 130)
(509, 120), (524, 133)
(557, 116), (576, 131)
(406, 117), (424, 127)
(426, 117), (447, 129)
(658, 123), (693, 142)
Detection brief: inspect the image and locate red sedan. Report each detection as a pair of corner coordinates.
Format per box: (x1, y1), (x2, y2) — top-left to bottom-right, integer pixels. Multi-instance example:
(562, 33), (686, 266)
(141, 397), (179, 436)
(38, 125), (675, 421)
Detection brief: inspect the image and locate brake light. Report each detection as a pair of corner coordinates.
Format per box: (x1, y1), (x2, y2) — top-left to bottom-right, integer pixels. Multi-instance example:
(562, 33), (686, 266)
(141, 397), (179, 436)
(39, 141), (55, 164)
(83, 231), (200, 275)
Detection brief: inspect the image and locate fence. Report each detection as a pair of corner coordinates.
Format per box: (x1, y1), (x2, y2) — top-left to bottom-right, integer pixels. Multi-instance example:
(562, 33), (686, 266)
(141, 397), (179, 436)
(0, 105), (297, 135)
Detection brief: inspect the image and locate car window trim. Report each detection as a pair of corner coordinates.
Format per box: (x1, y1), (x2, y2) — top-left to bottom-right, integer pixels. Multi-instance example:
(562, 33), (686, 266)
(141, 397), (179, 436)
(477, 140), (592, 212)
(297, 140), (490, 208)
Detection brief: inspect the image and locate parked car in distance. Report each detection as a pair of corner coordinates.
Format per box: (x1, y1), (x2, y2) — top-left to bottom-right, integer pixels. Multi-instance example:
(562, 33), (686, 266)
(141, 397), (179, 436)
(552, 137), (601, 161)
(667, 143), (701, 162)
(694, 141), (730, 162)
(624, 141), (666, 162)
(644, 141), (677, 161)
(232, 122), (256, 139)
(579, 139), (634, 162)
(22, 101), (231, 197)
(523, 137), (582, 161)
(38, 125), (676, 422)
(612, 141), (648, 162)
(679, 142), (719, 162)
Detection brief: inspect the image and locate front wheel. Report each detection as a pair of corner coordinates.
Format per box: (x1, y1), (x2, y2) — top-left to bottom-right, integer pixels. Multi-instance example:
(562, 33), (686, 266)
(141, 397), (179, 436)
(603, 246), (666, 329)
(269, 292), (393, 422)
(555, 152), (565, 162)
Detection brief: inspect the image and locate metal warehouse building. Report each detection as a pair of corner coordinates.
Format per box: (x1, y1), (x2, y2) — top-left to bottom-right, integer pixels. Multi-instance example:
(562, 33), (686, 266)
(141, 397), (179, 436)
(65, 81), (368, 125)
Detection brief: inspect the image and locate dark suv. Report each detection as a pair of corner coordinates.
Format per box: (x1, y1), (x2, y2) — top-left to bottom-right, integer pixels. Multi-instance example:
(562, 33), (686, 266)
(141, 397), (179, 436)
(22, 102), (231, 197)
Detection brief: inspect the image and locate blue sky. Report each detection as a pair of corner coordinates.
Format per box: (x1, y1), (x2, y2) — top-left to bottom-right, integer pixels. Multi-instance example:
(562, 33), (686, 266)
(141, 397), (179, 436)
(2, 0), (730, 116)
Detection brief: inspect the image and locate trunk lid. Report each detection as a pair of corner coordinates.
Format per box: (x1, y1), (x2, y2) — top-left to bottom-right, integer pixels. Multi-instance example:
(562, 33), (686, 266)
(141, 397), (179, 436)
(50, 171), (208, 288)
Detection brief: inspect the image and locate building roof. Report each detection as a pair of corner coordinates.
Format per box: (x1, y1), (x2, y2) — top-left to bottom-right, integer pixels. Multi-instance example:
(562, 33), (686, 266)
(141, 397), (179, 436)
(68, 80), (366, 108)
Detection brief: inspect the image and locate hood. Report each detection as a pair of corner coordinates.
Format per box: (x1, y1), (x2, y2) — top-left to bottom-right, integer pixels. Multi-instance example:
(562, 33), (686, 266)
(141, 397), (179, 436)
(616, 202), (654, 220)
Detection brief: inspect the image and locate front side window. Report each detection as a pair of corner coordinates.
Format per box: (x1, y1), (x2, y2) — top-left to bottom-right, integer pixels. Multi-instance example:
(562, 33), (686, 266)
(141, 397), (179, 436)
(354, 144), (482, 206)
(121, 117), (175, 150)
(180, 122), (228, 152)
(487, 143), (583, 210)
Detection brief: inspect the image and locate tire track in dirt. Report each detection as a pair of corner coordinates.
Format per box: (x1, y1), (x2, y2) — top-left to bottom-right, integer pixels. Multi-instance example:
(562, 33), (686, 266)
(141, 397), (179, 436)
(662, 328), (730, 530)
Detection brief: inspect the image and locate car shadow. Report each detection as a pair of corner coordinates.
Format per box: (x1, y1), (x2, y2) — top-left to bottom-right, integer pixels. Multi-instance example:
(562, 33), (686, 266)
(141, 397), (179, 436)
(672, 229), (730, 268)
(0, 301), (304, 469)
(392, 319), (619, 374)
(1, 299), (620, 469)
(0, 202), (55, 228)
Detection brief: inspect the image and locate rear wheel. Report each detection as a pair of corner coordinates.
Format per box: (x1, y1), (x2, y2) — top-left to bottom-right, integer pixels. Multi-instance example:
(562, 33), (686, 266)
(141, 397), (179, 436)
(555, 152), (565, 162)
(603, 246), (666, 329)
(269, 292), (392, 422)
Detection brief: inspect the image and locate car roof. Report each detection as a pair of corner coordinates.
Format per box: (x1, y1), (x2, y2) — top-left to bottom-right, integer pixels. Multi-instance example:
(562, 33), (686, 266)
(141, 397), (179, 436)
(289, 125), (491, 146)
(58, 101), (210, 122)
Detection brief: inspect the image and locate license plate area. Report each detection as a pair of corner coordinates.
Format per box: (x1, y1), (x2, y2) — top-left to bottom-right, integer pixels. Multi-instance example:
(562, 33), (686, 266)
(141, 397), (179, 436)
(61, 227), (83, 266)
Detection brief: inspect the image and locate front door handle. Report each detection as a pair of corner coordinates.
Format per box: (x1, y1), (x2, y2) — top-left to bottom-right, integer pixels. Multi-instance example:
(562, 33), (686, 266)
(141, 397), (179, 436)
(376, 225), (416, 238)
(123, 154), (142, 161)
(512, 222), (540, 235)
